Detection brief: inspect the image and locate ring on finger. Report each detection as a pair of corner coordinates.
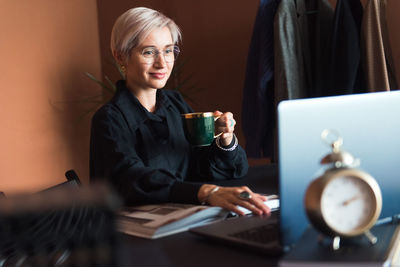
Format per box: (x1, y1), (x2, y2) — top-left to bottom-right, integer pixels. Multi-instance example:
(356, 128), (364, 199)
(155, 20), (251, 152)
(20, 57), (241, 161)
(229, 119), (234, 127)
(239, 191), (252, 200)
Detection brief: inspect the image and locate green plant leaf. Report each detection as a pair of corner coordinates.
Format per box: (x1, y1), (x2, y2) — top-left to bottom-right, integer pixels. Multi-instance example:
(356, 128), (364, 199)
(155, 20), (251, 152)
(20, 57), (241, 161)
(85, 72), (115, 95)
(112, 60), (126, 79)
(105, 76), (117, 92)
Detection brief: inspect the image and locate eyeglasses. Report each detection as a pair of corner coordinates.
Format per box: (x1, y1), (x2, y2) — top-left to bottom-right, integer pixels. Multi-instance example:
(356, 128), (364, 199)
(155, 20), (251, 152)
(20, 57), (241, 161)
(140, 45), (180, 64)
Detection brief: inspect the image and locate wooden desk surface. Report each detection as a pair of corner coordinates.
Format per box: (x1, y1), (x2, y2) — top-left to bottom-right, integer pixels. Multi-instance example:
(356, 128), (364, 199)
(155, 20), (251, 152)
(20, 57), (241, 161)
(116, 164), (280, 267)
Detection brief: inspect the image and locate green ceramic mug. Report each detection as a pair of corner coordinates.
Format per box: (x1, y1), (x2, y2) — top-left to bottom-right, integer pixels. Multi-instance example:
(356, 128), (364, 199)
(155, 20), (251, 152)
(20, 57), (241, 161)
(182, 112), (222, 146)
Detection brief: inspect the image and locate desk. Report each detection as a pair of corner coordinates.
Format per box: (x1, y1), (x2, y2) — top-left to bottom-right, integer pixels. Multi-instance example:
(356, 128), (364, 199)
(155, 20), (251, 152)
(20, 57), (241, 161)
(117, 164), (281, 267)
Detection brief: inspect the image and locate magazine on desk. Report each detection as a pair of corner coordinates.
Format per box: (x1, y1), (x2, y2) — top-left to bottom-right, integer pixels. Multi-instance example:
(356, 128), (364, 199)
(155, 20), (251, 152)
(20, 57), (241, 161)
(117, 203), (229, 239)
(117, 195), (280, 239)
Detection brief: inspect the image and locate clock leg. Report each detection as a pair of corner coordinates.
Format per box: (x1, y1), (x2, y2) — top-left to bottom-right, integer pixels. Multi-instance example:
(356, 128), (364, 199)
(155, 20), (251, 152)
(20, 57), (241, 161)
(365, 230), (378, 245)
(317, 235), (341, 250)
(332, 236), (341, 250)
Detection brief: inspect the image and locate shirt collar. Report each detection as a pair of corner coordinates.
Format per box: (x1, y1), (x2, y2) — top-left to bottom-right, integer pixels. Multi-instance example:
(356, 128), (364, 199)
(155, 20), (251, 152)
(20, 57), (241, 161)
(112, 80), (173, 128)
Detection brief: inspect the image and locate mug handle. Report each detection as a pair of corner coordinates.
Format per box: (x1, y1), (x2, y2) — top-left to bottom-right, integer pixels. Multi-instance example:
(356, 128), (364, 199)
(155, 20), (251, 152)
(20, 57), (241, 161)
(214, 116), (223, 138)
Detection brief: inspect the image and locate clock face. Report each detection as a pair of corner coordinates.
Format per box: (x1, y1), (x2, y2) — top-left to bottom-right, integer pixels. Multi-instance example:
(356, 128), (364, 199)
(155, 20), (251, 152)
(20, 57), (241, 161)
(320, 175), (377, 235)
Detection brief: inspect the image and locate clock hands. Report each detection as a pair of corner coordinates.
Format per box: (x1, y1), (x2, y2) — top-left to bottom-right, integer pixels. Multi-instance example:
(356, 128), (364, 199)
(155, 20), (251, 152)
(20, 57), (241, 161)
(341, 195), (361, 206)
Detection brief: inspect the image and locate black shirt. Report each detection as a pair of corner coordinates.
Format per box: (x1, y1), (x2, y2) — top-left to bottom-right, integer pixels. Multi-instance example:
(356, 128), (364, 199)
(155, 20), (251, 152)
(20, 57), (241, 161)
(90, 80), (248, 205)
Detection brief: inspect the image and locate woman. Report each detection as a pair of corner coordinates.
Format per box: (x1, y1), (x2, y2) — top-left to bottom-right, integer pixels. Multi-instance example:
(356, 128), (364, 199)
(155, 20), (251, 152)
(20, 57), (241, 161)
(90, 7), (270, 216)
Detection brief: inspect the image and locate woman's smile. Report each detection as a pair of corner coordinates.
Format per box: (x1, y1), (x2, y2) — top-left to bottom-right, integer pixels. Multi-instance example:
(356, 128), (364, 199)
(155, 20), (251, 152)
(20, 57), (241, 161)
(149, 72), (167, 79)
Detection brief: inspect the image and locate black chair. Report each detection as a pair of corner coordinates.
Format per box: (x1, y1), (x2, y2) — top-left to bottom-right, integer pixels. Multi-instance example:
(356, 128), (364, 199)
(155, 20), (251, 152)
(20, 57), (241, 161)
(0, 172), (119, 267)
(40, 169), (82, 193)
(64, 169), (82, 186)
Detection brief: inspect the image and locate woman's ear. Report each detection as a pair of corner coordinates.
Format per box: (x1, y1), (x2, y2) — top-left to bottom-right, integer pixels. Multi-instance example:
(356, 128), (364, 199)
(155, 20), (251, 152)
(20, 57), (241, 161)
(113, 51), (125, 66)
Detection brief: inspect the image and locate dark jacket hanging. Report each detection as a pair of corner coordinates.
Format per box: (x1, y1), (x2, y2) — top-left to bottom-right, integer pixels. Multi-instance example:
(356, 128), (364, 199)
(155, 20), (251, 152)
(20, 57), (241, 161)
(274, 0), (334, 101)
(325, 0), (366, 96)
(241, 0), (281, 159)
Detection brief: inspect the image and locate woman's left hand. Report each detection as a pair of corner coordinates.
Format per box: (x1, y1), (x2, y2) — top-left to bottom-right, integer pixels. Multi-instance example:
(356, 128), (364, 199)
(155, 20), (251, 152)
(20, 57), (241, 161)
(199, 185), (270, 216)
(214, 110), (236, 146)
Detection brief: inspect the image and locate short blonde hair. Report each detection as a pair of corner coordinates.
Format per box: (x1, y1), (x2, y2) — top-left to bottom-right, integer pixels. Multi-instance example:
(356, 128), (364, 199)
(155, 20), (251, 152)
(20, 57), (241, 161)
(110, 7), (181, 61)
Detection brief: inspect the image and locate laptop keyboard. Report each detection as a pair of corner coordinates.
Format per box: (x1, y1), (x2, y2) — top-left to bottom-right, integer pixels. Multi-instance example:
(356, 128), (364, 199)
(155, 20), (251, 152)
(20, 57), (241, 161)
(229, 223), (278, 244)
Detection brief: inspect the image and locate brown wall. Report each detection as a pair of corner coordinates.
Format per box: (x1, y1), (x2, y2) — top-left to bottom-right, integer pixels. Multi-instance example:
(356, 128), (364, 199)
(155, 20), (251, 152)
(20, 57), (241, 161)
(0, 0), (102, 193)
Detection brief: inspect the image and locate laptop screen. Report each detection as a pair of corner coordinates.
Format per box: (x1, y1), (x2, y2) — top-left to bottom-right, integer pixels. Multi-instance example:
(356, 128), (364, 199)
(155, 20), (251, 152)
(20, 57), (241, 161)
(278, 91), (400, 249)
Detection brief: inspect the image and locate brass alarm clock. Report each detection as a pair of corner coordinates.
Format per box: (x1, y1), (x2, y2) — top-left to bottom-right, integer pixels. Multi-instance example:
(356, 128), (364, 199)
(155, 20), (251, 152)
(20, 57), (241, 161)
(304, 129), (382, 250)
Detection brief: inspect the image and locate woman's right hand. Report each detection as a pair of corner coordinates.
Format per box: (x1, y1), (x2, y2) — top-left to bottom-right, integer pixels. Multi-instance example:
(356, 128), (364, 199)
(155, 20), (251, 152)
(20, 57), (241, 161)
(198, 184), (271, 216)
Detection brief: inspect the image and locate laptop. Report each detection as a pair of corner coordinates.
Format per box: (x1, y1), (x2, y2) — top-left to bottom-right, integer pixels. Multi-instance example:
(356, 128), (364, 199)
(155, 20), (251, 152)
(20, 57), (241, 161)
(190, 90), (400, 254)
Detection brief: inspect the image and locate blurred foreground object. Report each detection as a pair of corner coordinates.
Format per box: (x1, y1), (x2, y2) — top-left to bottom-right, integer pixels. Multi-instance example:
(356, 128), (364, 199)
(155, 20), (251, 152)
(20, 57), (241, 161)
(0, 183), (120, 267)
